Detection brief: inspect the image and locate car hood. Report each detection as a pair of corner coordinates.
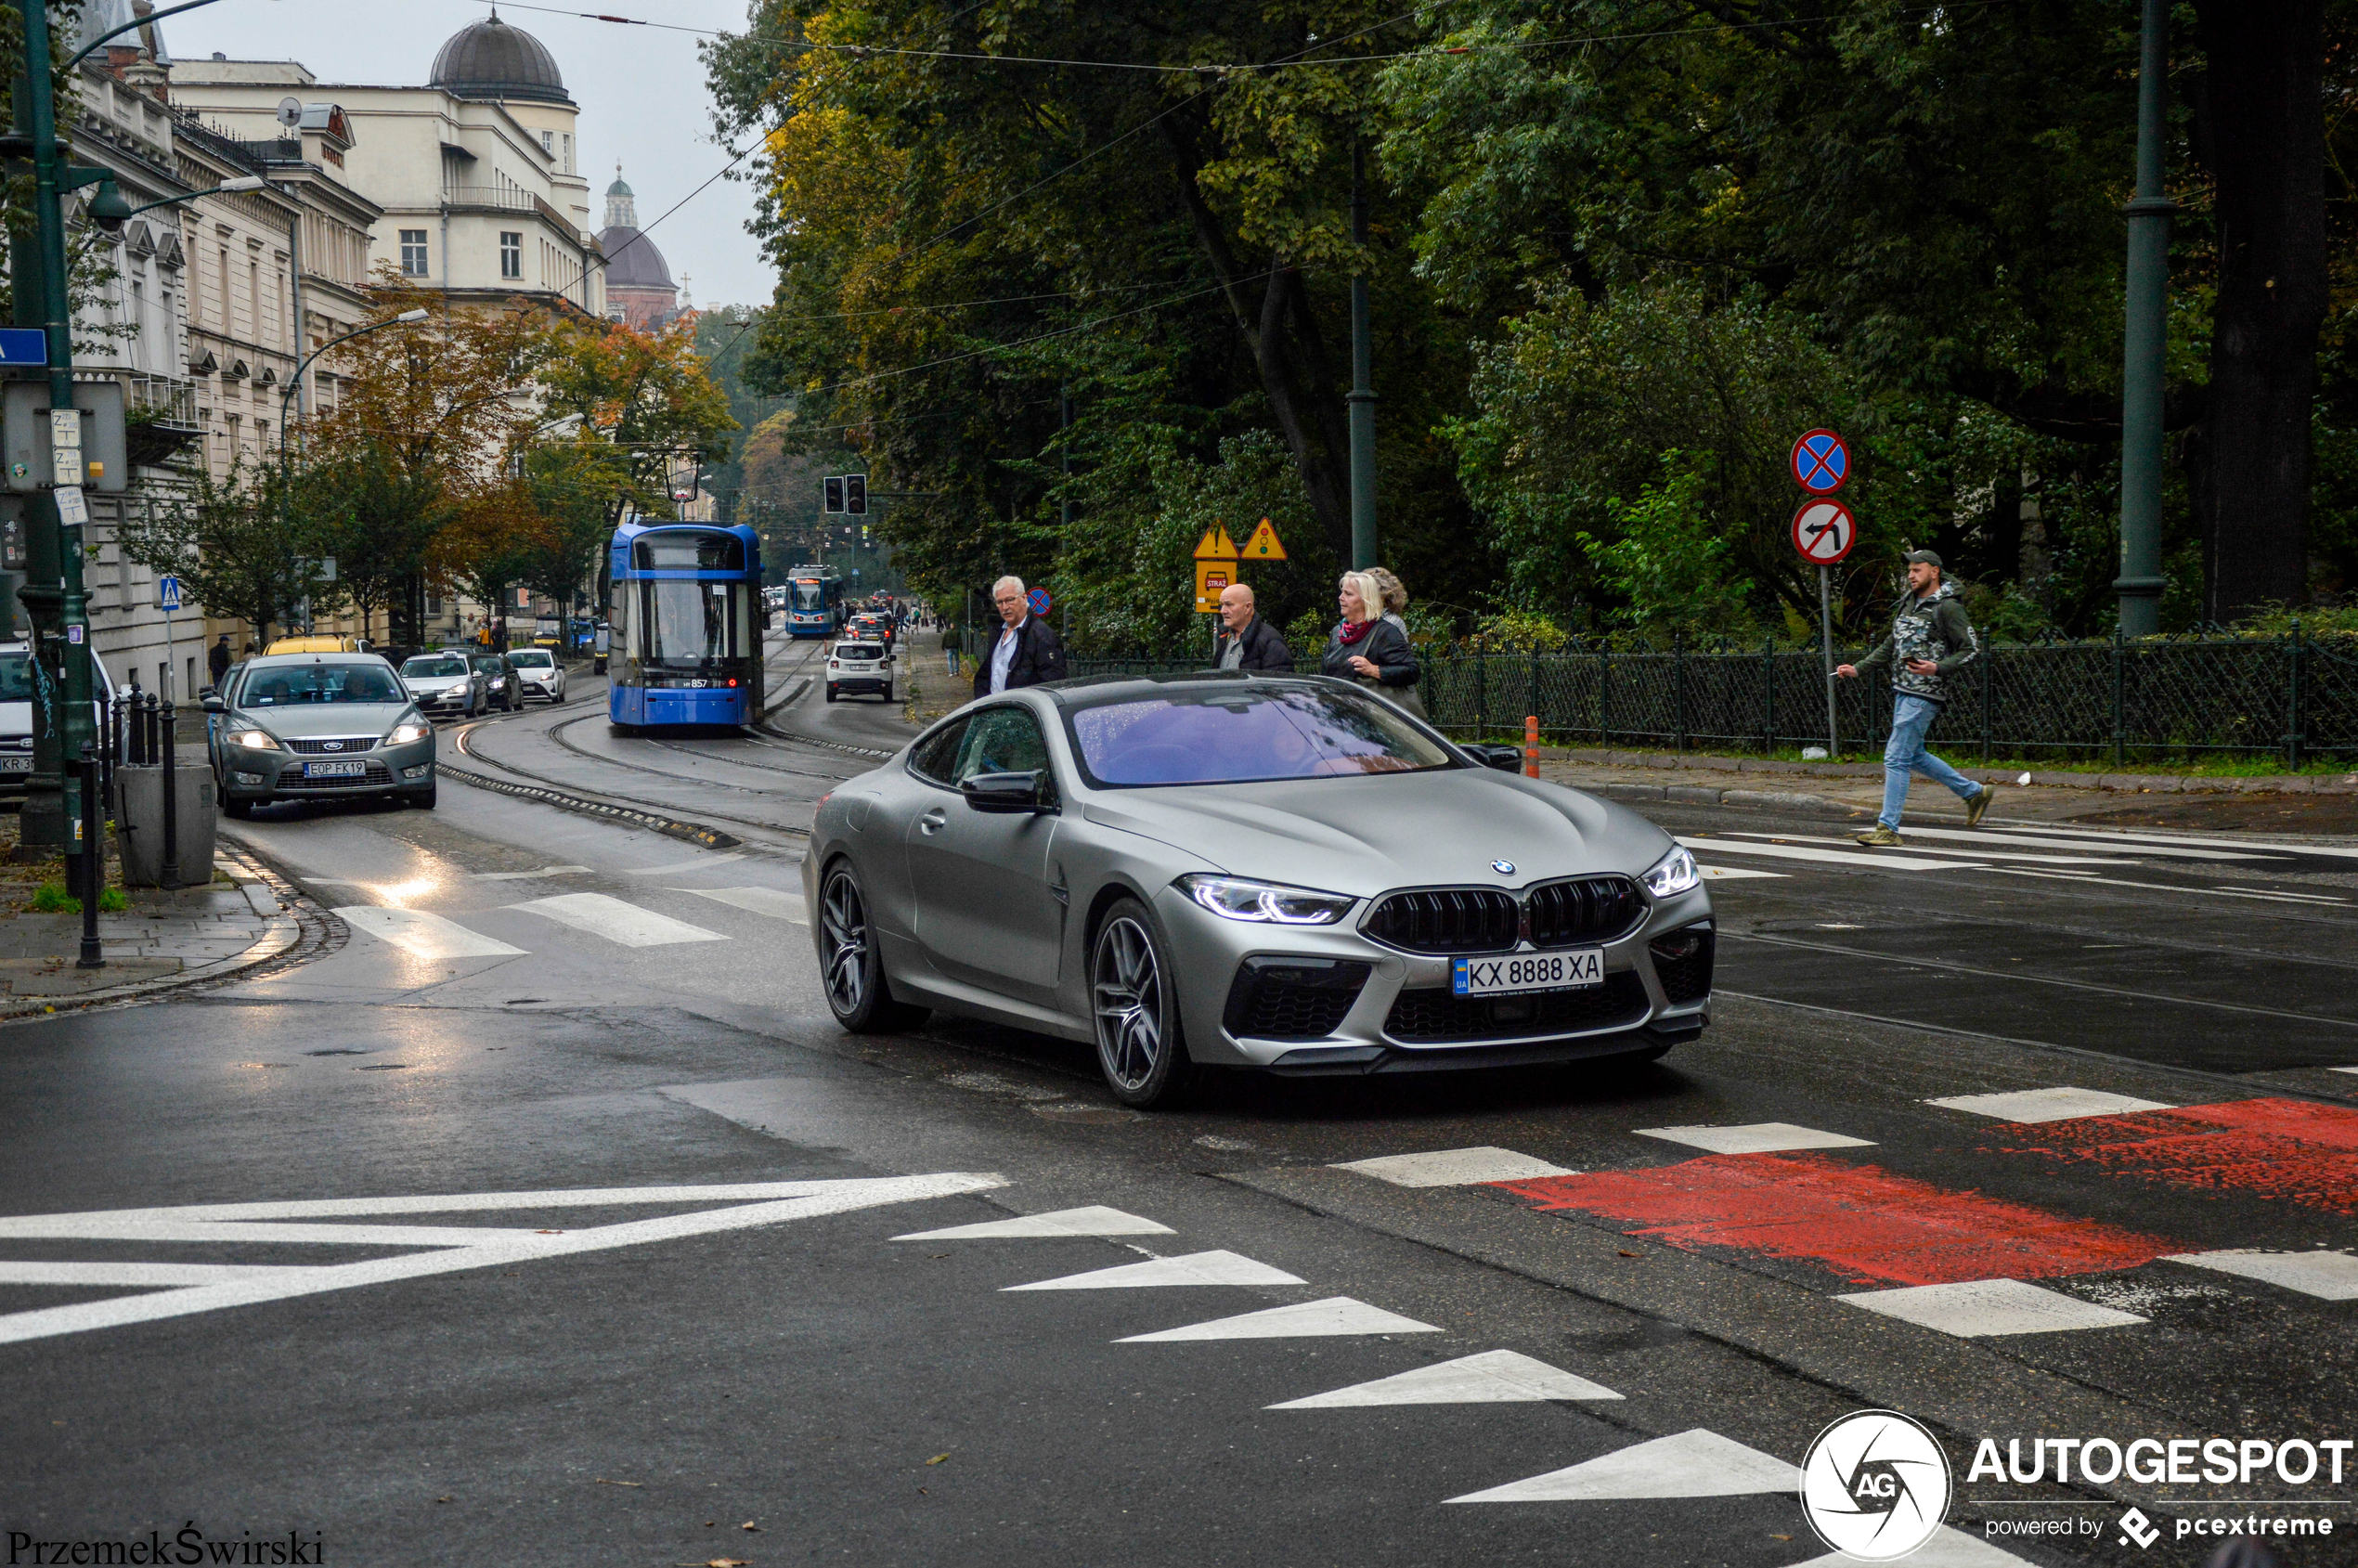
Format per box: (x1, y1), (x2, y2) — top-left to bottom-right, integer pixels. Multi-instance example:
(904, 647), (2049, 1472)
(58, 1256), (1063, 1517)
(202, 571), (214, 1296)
(237, 703), (416, 737)
(404, 677), (470, 689)
(1078, 770), (1675, 897)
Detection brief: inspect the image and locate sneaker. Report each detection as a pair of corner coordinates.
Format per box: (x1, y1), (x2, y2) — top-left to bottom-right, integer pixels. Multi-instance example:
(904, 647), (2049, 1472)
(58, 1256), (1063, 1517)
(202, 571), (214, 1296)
(1965, 784), (1997, 828)
(1854, 825), (1904, 847)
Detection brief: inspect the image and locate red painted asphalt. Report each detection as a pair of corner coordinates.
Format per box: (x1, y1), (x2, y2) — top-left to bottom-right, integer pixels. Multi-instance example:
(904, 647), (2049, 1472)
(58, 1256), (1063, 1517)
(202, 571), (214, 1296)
(1495, 1154), (2183, 1288)
(1994, 1096), (2358, 1215)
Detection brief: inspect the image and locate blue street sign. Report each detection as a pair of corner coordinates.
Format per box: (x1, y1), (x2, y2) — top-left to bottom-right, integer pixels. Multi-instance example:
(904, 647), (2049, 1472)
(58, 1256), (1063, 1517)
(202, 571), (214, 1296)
(157, 574), (182, 612)
(0, 330), (46, 368)
(1027, 587), (1053, 616)
(1790, 428), (1850, 494)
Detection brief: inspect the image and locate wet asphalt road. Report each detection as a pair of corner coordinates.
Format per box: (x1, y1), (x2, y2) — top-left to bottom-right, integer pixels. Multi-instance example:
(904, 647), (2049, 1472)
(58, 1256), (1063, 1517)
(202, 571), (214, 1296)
(3, 654), (2356, 1567)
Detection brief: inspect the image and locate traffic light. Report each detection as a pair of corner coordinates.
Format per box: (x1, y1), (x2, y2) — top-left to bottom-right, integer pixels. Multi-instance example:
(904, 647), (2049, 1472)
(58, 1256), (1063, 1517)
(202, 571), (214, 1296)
(823, 475), (845, 513)
(845, 473), (867, 515)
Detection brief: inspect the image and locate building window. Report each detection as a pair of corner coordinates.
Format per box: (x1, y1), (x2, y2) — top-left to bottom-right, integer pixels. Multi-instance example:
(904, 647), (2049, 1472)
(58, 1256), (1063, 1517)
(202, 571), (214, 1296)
(561, 133), (572, 173)
(539, 130), (553, 153)
(399, 229), (429, 277)
(499, 231), (523, 279)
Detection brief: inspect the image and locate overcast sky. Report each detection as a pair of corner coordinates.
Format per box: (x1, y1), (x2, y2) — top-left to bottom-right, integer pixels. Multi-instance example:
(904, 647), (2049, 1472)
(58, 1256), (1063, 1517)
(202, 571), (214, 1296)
(165, 0), (773, 308)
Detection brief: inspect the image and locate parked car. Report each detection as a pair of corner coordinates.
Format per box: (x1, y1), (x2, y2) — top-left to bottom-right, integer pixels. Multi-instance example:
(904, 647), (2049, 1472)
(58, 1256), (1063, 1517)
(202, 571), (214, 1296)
(471, 652), (522, 713)
(825, 639), (893, 704)
(507, 647), (567, 705)
(204, 653), (435, 817)
(0, 641), (114, 795)
(398, 652), (486, 719)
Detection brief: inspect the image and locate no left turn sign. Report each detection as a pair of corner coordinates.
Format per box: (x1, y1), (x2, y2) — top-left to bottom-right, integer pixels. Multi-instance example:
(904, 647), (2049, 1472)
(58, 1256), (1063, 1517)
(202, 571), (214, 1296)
(1791, 498), (1856, 564)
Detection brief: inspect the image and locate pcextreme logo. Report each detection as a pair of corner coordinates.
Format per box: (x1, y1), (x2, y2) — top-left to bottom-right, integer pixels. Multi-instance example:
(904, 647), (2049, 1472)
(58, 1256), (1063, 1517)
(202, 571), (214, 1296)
(1800, 1410), (1954, 1562)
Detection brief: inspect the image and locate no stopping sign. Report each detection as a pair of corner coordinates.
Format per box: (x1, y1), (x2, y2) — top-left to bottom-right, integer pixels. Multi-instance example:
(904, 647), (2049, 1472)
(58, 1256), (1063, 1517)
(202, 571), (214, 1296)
(1791, 498), (1856, 564)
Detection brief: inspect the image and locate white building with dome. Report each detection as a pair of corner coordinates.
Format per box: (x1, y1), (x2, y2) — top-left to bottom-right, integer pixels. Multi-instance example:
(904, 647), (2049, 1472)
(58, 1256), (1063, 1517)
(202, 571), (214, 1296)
(168, 9), (603, 317)
(597, 171), (680, 331)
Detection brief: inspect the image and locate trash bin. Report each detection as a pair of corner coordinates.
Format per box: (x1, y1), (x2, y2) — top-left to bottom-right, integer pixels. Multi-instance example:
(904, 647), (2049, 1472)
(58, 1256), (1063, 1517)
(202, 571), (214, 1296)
(115, 756), (218, 888)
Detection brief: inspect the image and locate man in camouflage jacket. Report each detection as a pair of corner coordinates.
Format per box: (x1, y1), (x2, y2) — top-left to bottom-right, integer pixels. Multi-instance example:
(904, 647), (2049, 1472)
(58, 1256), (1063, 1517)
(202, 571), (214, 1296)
(1836, 550), (1996, 844)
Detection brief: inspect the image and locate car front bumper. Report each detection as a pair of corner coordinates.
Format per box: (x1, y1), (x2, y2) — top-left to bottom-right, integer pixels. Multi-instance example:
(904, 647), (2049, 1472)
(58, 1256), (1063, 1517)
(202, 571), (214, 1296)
(1150, 879), (1713, 1073)
(408, 686), (473, 717)
(224, 739), (436, 801)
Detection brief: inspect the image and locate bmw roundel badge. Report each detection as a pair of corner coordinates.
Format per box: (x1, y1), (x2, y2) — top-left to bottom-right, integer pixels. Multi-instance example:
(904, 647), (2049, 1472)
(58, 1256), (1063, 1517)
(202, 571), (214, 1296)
(1491, 860), (1516, 875)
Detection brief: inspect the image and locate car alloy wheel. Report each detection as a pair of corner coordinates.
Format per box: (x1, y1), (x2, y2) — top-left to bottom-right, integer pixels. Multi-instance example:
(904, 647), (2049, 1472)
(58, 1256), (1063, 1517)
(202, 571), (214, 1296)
(1090, 898), (1194, 1108)
(819, 862), (925, 1032)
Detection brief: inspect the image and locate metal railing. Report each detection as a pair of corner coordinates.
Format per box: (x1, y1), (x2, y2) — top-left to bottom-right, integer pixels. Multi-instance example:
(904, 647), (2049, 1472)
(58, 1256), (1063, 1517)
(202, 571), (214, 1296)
(1064, 626), (2358, 769)
(441, 185), (537, 213)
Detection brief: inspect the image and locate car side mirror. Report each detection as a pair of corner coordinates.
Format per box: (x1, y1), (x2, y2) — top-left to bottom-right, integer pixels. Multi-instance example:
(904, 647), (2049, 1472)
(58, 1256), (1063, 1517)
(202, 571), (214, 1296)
(201, 694), (227, 715)
(1464, 743), (1523, 772)
(960, 770), (1053, 814)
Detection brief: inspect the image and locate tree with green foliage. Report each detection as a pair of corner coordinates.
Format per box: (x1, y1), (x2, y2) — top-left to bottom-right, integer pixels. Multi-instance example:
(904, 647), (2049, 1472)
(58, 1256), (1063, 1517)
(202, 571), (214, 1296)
(117, 458), (331, 644)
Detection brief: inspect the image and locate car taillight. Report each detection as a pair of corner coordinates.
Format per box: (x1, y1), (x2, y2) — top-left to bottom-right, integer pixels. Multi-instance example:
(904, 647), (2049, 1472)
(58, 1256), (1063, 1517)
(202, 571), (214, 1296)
(727, 678), (738, 687)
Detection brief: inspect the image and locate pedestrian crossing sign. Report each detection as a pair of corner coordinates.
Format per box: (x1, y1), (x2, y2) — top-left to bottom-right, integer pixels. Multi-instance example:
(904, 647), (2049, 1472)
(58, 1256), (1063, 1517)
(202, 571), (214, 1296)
(1241, 517), (1286, 560)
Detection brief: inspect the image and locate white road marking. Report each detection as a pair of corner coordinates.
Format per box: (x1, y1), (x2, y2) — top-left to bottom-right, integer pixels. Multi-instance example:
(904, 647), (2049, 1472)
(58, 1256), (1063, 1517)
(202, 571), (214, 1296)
(1004, 1250), (1304, 1291)
(2169, 1250), (2358, 1301)
(2211, 886), (2348, 903)
(1632, 1122), (1875, 1155)
(1900, 825), (2284, 862)
(669, 886), (808, 923)
(1445, 1429), (1797, 1504)
(894, 1206), (1174, 1241)
(1269, 1349), (1621, 1408)
(1976, 822), (2358, 861)
(1676, 837), (1988, 874)
(1834, 1278), (2147, 1337)
(2333, 1067), (2358, 1077)
(1790, 1526), (2040, 1568)
(472, 866), (593, 881)
(332, 905), (525, 959)
(0, 1174), (1004, 1346)
(1332, 1147), (1573, 1187)
(0, 1262), (309, 1287)
(1698, 864), (1785, 881)
(504, 893), (729, 947)
(618, 853), (748, 875)
(1711, 831), (2140, 867)
(1118, 1296), (1439, 1342)
(1989, 868), (2350, 905)
(1924, 1087), (2174, 1123)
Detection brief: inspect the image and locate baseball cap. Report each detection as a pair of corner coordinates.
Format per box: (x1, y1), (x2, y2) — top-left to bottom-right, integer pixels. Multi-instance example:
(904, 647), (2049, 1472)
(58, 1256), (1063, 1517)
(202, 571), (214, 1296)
(1903, 550), (1943, 568)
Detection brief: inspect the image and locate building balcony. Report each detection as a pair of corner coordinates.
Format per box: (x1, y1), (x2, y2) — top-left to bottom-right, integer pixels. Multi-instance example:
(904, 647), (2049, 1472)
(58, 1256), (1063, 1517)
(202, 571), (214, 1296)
(82, 370), (202, 468)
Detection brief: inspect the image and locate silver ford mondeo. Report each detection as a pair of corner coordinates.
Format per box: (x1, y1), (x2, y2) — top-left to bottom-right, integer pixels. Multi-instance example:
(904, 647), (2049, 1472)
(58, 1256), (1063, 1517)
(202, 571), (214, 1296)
(802, 672), (1712, 1107)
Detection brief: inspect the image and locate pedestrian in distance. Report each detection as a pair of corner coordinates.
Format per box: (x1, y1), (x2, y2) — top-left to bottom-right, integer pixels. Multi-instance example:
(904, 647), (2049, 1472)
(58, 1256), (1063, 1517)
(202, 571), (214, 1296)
(207, 634), (231, 687)
(973, 574), (1067, 699)
(1836, 549), (1996, 845)
(1213, 583), (1292, 672)
(1369, 566), (1410, 638)
(1323, 570), (1425, 719)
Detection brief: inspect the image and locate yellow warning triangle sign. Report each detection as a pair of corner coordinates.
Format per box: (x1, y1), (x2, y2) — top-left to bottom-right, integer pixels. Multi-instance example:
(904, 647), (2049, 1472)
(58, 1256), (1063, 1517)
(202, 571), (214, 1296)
(1240, 517), (1286, 561)
(1192, 524), (1239, 561)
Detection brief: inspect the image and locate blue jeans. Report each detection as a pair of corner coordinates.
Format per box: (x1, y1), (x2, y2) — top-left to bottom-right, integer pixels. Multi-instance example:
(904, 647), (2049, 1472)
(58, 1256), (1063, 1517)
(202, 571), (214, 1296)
(1881, 693), (1983, 828)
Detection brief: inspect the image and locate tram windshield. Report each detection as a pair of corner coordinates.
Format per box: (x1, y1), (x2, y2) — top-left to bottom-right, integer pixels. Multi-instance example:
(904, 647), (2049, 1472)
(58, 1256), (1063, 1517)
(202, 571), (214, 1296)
(641, 578), (743, 671)
(791, 579), (829, 612)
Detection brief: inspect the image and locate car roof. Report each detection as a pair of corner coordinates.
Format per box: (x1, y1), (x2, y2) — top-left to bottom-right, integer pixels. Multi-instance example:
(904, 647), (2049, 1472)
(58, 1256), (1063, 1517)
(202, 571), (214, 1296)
(240, 653), (396, 670)
(1034, 669), (1343, 706)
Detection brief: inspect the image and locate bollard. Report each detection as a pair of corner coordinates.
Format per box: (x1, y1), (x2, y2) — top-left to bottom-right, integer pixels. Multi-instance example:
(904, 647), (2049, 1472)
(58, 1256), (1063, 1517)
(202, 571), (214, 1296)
(76, 748), (104, 969)
(160, 699), (179, 889)
(1523, 714), (1540, 778)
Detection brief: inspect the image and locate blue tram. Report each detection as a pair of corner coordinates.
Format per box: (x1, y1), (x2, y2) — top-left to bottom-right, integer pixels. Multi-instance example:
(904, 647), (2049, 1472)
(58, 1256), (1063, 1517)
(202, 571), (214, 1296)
(782, 564), (847, 638)
(607, 519), (765, 727)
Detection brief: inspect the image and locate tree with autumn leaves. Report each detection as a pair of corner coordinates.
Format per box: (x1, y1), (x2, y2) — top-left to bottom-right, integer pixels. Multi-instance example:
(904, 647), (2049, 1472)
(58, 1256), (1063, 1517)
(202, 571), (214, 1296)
(123, 278), (735, 646)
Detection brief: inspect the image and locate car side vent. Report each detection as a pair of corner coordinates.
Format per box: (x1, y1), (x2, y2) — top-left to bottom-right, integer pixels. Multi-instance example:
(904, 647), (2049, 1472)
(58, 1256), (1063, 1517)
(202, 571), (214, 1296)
(1362, 888), (1519, 954)
(1526, 875), (1644, 948)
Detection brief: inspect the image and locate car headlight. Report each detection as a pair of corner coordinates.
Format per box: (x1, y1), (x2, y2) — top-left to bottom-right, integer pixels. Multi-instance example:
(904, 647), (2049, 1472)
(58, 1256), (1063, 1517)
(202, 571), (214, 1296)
(227, 728), (280, 751)
(1642, 843), (1700, 898)
(1176, 874), (1356, 926)
(386, 722), (430, 745)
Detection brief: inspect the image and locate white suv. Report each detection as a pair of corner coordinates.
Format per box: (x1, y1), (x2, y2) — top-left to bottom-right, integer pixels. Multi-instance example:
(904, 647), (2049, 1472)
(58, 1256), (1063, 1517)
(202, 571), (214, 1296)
(824, 640), (892, 703)
(507, 648), (567, 704)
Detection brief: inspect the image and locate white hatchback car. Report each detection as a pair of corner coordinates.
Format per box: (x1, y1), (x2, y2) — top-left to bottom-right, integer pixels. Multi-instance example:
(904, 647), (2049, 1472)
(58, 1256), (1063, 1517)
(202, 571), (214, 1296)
(507, 647), (567, 704)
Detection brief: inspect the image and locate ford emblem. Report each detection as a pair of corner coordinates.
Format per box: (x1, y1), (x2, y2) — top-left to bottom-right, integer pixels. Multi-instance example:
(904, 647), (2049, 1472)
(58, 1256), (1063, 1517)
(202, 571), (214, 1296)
(323, 742), (343, 752)
(1492, 860), (1516, 875)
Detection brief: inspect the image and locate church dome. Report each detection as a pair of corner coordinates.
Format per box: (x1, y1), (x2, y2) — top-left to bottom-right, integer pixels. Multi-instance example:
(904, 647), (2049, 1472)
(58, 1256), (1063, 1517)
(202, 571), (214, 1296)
(429, 10), (572, 105)
(606, 175), (632, 198)
(598, 225), (674, 291)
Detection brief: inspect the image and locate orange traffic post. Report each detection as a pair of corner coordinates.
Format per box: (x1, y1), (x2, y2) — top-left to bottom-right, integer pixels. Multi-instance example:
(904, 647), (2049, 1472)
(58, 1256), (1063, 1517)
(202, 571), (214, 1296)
(1523, 715), (1540, 777)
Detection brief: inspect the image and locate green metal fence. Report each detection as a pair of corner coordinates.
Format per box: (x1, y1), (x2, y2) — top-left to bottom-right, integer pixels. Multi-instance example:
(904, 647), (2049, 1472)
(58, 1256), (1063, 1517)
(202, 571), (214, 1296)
(1065, 628), (2358, 768)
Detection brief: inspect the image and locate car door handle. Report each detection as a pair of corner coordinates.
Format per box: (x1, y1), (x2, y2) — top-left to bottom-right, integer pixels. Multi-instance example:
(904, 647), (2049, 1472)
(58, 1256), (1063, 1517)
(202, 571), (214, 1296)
(918, 808), (948, 836)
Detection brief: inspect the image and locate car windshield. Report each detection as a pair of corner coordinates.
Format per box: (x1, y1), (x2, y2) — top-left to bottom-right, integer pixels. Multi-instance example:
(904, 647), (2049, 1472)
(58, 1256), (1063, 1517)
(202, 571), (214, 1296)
(402, 656), (469, 679)
(509, 651), (552, 668)
(836, 643), (882, 660)
(0, 652), (32, 702)
(241, 664), (404, 706)
(1067, 684), (1456, 787)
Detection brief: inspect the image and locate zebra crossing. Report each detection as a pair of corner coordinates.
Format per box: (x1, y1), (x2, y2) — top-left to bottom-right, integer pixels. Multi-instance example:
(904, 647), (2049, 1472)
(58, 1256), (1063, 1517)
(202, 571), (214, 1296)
(1680, 821), (2354, 905)
(329, 885), (805, 958)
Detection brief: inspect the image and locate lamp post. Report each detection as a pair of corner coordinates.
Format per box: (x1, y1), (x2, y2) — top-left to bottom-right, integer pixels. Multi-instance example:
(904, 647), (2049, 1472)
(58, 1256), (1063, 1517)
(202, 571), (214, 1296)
(2114, 0), (2173, 637)
(1346, 137), (1378, 573)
